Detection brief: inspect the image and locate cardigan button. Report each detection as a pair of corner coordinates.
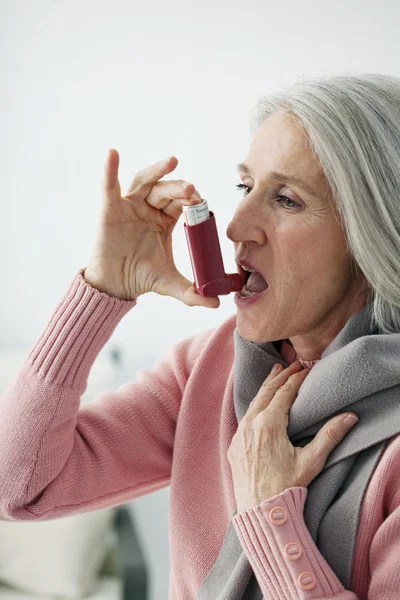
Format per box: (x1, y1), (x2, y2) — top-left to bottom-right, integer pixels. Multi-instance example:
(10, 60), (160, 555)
(283, 542), (302, 560)
(268, 506), (287, 525)
(297, 571), (316, 590)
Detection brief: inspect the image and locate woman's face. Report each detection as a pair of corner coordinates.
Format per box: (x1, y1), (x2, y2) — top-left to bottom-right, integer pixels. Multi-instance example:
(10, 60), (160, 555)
(226, 109), (369, 351)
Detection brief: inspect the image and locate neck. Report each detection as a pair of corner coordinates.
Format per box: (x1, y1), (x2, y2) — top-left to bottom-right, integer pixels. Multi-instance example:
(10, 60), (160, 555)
(287, 284), (371, 363)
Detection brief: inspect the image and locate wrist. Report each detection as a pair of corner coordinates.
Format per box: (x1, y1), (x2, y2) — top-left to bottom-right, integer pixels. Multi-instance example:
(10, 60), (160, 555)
(83, 267), (136, 301)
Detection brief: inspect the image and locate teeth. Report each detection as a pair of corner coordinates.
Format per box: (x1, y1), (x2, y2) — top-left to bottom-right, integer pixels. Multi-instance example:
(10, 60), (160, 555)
(241, 287), (257, 296)
(242, 266), (255, 273)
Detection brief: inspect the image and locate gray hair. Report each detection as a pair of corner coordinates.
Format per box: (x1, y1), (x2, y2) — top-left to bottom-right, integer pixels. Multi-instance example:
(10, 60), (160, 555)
(250, 73), (400, 334)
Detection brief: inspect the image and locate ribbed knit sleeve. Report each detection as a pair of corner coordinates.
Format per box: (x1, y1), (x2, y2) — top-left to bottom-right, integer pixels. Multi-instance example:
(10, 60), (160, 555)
(232, 487), (358, 599)
(0, 268), (214, 521)
(28, 268), (137, 390)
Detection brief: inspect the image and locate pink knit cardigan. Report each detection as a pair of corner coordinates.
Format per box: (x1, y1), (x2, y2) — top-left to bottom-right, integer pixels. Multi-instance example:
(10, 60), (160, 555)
(0, 268), (399, 599)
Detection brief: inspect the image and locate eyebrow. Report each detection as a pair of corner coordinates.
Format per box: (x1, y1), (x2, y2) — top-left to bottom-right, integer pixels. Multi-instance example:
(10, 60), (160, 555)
(236, 163), (316, 196)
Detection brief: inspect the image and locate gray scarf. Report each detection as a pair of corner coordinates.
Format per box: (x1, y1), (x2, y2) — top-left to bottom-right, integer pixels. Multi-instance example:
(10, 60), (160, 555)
(198, 302), (400, 599)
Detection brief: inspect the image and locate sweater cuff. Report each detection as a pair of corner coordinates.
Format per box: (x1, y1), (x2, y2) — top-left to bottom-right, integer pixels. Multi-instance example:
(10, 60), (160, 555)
(26, 268), (136, 391)
(232, 487), (356, 599)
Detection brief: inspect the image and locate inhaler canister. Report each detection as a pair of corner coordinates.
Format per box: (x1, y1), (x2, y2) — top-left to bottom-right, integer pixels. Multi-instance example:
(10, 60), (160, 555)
(183, 200), (244, 297)
(183, 199), (210, 226)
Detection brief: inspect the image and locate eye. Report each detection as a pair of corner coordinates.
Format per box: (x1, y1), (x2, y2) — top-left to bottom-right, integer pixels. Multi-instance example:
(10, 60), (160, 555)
(236, 183), (252, 196)
(276, 195), (301, 210)
(236, 184), (301, 210)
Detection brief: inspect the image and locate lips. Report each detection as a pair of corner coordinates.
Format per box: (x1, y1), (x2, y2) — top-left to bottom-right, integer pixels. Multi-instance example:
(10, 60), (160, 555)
(237, 264), (250, 284)
(235, 263), (269, 298)
(236, 259), (268, 287)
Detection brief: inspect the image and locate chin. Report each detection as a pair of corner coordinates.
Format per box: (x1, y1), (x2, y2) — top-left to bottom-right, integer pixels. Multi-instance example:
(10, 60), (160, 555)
(236, 312), (271, 343)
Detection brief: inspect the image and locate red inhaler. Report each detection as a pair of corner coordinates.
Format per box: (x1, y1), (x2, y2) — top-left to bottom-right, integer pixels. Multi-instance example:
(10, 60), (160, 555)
(183, 200), (244, 297)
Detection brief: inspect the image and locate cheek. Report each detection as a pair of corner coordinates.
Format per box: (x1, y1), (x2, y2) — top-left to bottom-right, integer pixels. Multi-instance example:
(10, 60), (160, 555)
(276, 218), (338, 257)
(272, 226), (345, 284)
(272, 225), (316, 267)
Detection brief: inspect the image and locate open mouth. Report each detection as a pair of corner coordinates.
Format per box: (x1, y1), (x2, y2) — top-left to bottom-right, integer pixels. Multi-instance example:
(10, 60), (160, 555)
(238, 266), (269, 296)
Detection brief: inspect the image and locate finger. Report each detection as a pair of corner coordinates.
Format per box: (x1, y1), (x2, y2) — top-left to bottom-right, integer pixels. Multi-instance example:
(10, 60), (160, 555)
(268, 368), (310, 416)
(144, 180), (202, 216)
(266, 360), (300, 380)
(156, 270), (220, 309)
(102, 149), (122, 203)
(267, 360), (303, 381)
(301, 413), (359, 479)
(124, 156), (179, 199)
(247, 361), (304, 418)
(162, 197), (202, 220)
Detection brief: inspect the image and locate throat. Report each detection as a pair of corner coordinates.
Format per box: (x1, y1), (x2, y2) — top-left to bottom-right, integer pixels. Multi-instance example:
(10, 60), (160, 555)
(276, 339), (320, 370)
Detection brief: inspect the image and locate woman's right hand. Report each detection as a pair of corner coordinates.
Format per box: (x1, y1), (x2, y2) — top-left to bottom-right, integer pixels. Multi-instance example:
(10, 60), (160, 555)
(83, 149), (220, 308)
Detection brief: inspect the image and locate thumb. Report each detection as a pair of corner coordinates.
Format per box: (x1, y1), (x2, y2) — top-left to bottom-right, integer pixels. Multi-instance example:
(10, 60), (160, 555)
(303, 413), (359, 475)
(159, 271), (220, 309)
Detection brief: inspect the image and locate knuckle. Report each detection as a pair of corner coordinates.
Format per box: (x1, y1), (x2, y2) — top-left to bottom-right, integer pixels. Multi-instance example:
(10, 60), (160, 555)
(288, 373), (299, 382)
(282, 373), (302, 388)
(134, 170), (145, 185)
(262, 380), (278, 391)
(326, 426), (341, 445)
(280, 380), (293, 391)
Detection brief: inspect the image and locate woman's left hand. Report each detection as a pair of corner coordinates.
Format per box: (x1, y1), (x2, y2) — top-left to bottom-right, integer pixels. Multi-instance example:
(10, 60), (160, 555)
(227, 359), (359, 514)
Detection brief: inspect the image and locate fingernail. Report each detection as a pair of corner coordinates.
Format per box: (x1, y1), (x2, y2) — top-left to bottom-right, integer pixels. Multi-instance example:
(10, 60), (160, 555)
(271, 363), (281, 375)
(181, 182), (190, 188)
(343, 414), (359, 427)
(189, 193), (202, 201)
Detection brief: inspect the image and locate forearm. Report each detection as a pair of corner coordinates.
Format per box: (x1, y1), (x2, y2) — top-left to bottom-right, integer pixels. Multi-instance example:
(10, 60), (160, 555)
(0, 268), (136, 519)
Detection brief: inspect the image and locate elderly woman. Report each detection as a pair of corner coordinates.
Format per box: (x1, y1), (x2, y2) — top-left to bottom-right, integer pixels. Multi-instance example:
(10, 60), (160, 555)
(0, 73), (399, 600)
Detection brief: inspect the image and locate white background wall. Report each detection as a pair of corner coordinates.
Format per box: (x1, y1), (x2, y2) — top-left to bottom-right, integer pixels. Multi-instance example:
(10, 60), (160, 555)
(1, 1), (400, 598)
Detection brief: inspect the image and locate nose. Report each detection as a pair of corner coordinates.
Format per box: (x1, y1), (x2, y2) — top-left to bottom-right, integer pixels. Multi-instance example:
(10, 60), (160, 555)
(225, 203), (266, 246)
(225, 220), (240, 245)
